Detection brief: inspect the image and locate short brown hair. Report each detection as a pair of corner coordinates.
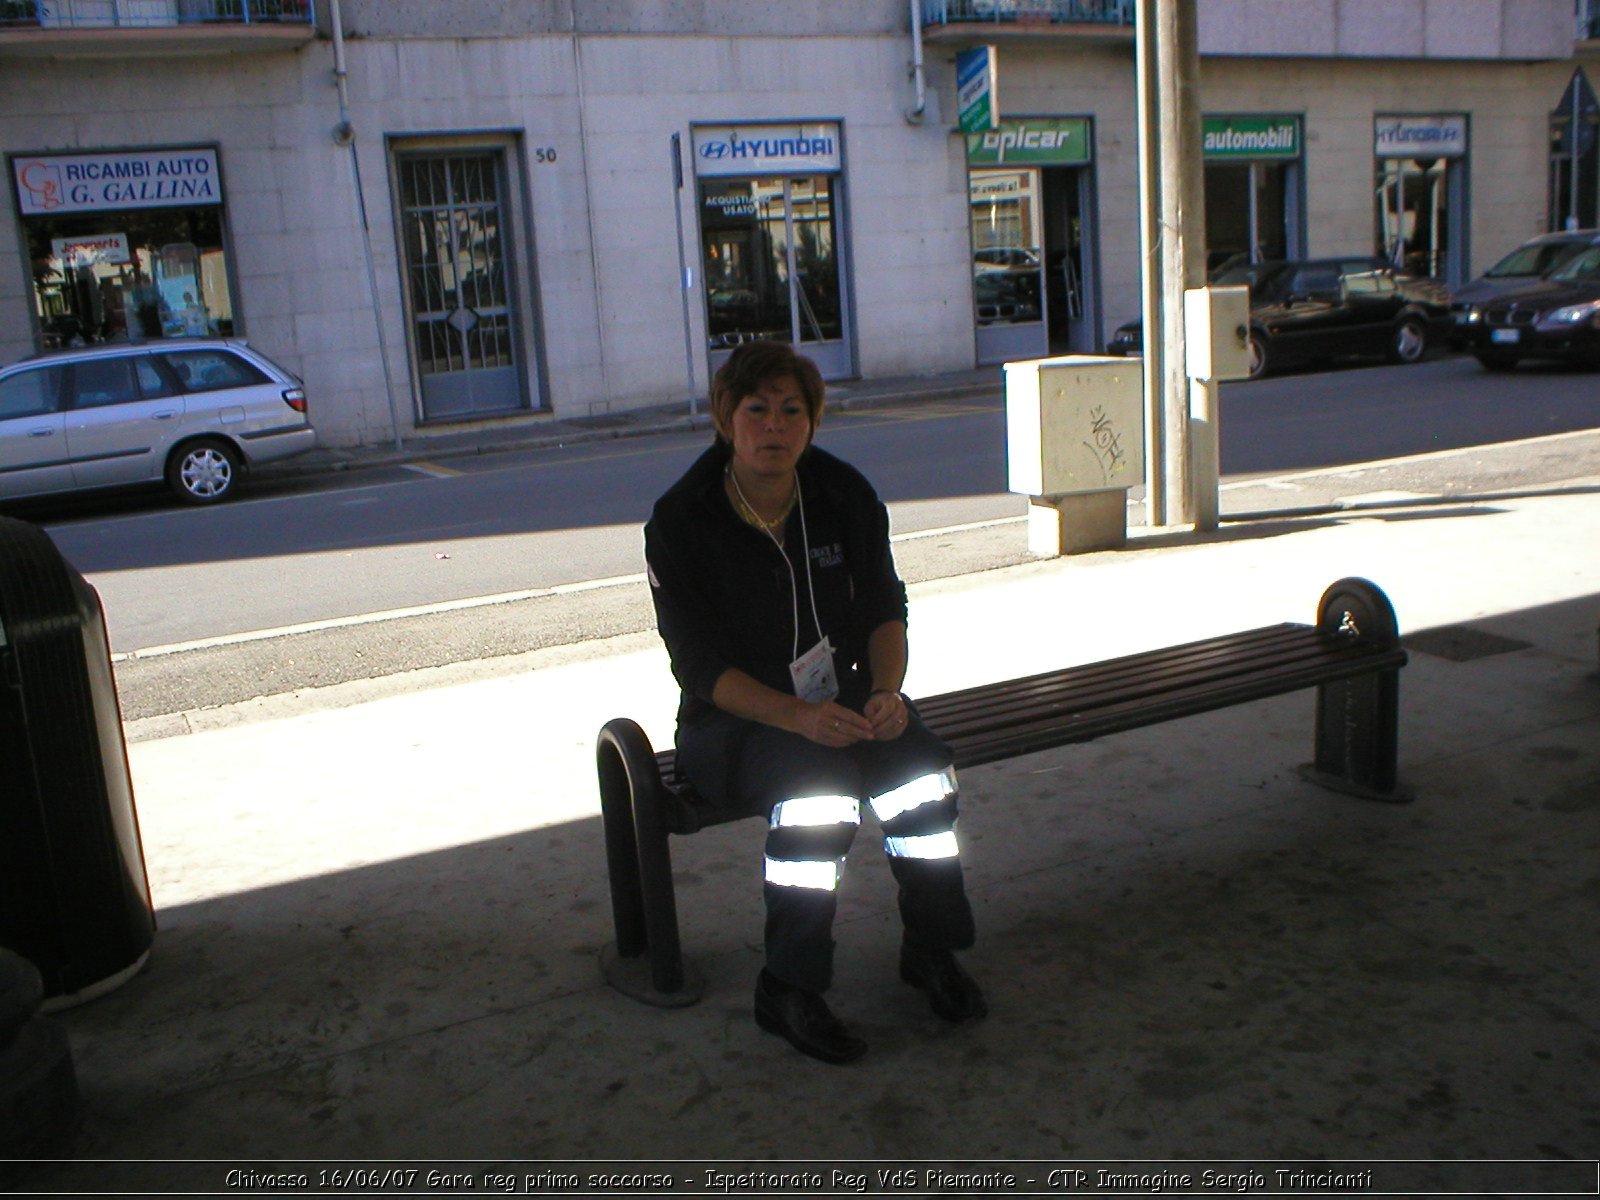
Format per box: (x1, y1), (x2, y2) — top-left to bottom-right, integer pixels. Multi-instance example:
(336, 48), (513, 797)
(710, 342), (826, 443)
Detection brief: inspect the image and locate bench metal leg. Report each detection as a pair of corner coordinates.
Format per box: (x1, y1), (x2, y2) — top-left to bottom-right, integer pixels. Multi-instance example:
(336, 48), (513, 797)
(1301, 577), (1413, 803)
(595, 719), (704, 1007)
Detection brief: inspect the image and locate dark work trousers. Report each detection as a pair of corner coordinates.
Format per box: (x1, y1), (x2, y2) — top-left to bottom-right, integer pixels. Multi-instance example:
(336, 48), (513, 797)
(676, 702), (976, 993)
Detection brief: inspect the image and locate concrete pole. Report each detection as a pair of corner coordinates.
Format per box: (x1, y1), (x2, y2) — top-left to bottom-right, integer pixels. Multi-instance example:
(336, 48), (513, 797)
(1135, 0), (1212, 529)
(1133, 0), (1167, 527)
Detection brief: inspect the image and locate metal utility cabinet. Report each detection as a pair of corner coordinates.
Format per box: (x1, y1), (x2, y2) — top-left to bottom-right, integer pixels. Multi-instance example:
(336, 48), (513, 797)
(1004, 355), (1146, 554)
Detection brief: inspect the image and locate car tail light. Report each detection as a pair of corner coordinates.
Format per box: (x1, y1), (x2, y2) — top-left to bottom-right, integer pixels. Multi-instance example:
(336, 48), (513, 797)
(282, 387), (307, 413)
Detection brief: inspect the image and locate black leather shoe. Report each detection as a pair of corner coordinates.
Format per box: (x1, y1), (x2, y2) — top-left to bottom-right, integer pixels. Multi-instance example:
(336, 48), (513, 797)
(900, 943), (987, 1022)
(754, 969), (867, 1064)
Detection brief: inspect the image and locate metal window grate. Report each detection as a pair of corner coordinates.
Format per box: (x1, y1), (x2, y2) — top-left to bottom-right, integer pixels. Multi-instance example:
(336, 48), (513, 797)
(397, 154), (512, 379)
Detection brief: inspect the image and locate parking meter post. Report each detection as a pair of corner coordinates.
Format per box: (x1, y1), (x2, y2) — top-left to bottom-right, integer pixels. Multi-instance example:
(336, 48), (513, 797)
(1190, 377), (1220, 530)
(1181, 285), (1248, 532)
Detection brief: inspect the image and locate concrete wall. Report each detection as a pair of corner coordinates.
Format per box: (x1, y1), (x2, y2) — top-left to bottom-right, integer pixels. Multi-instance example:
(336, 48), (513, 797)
(1198, 0), (1577, 61)
(334, 0), (908, 39)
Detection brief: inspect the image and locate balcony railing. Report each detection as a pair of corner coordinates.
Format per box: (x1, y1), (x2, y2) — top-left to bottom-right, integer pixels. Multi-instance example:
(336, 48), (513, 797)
(921, 0), (1134, 28)
(0, 0), (313, 28)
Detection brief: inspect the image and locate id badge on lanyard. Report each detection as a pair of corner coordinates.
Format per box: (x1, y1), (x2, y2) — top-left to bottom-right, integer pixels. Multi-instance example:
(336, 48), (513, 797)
(790, 636), (838, 704)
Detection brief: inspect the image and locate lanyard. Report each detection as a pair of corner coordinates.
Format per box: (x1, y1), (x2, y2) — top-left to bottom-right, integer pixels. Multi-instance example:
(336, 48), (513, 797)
(729, 468), (824, 663)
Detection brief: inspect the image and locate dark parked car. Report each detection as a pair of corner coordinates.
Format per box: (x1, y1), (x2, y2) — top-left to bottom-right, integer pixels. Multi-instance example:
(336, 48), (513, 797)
(1107, 257), (1452, 380)
(1449, 229), (1600, 334)
(1453, 242), (1600, 371)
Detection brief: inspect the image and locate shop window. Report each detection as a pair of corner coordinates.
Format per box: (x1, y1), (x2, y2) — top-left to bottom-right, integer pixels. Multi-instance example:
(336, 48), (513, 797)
(1376, 158), (1451, 279)
(968, 168), (1043, 326)
(1203, 162), (1289, 266)
(20, 209), (234, 348)
(700, 175), (842, 348)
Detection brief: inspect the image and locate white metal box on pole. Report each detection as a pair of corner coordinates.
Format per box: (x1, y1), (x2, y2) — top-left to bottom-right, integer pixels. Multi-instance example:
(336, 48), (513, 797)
(1182, 285), (1251, 381)
(1004, 356), (1145, 555)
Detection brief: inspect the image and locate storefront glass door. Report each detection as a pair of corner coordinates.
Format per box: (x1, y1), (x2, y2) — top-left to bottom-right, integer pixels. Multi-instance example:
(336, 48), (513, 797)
(970, 166), (1045, 363)
(700, 174), (848, 377)
(1205, 162), (1291, 266)
(969, 165), (1097, 362)
(396, 151), (522, 420)
(965, 118), (1097, 364)
(1376, 157), (1453, 281)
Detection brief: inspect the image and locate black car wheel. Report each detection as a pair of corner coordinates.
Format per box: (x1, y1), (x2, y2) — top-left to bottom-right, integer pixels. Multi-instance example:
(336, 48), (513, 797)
(1473, 350), (1520, 373)
(167, 438), (241, 505)
(1390, 317), (1428, 364)
(1246, 332), (1270, 380)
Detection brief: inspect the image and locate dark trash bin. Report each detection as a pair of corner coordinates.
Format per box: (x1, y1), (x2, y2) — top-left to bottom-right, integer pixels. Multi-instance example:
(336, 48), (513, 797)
(0, 516), (154, 1007)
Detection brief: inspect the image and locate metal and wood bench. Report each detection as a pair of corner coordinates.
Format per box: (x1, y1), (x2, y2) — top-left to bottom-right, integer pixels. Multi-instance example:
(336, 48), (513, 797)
(597, 576), (1410, 1007)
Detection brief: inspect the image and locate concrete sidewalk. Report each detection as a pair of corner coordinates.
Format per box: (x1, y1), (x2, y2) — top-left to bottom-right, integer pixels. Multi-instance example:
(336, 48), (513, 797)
(17, 473), (1600, 1191)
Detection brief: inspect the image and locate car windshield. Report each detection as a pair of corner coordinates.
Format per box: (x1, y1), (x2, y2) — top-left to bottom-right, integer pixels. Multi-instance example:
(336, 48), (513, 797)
(1484, 241), (1588, 278)
(1548, 246), (1600, 284)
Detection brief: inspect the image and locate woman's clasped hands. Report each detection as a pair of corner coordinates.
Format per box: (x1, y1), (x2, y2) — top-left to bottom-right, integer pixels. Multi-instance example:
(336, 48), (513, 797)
(794, 691), (910, 746)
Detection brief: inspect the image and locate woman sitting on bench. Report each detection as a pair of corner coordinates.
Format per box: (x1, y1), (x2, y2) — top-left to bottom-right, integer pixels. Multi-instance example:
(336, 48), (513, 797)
(643, 342), (985, 1066)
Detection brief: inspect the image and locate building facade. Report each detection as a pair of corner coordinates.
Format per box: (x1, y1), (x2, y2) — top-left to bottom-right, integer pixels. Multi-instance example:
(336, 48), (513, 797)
(3, 0), (1596, 449)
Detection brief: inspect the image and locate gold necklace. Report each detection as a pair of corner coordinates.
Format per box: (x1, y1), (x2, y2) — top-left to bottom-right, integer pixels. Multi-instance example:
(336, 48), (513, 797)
(726, 466), (795, 532)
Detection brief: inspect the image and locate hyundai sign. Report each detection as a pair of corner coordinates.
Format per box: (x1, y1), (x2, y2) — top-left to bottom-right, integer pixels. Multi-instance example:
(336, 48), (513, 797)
(691, 124), (841, 178)
(1374, 114), (1467, 159)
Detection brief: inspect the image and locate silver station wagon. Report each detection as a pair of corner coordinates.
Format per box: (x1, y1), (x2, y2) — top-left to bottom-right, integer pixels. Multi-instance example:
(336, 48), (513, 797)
(0, 339), (316, 505)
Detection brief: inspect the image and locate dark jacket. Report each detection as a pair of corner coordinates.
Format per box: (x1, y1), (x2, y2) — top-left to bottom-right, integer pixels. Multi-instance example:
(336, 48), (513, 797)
(644, 441), (908, 727)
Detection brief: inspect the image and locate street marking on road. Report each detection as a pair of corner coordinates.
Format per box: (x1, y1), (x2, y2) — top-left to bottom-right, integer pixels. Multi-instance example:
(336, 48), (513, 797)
(112, 572), (652, 663)
(405, 462), (463, 478)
